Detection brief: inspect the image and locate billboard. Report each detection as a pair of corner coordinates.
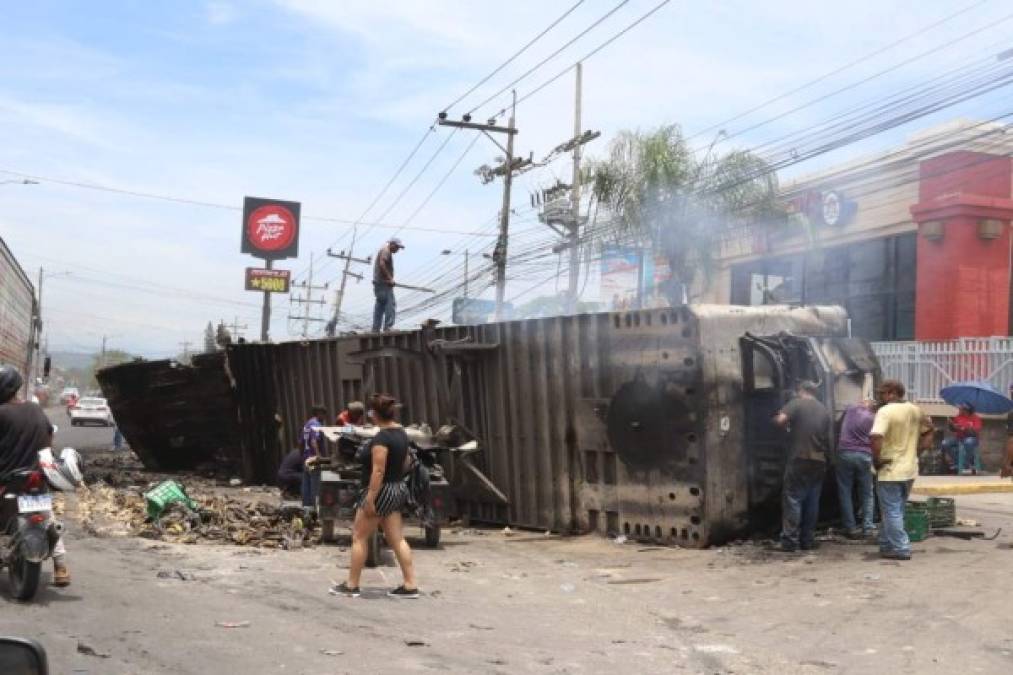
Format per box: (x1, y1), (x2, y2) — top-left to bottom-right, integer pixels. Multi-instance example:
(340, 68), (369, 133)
(245, 267), (291, 293)
(241, 197), (301, 260)
(600, 247), (673, 310)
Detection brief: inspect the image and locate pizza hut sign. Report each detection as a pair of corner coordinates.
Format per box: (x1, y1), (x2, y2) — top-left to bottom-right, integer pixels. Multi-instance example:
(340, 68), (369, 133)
(241, 196), (301, 260)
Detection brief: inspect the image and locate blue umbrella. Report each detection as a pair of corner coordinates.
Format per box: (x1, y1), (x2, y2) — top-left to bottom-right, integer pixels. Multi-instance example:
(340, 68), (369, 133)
(939, 380), (1013, 415)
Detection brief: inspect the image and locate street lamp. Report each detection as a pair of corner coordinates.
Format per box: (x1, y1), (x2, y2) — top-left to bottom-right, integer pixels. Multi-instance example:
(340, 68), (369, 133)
(0, 178), (39, 186)
(441, 249), (471, 299)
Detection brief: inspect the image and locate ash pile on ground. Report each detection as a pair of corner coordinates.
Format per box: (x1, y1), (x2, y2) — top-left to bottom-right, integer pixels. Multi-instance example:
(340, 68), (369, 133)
(72, 450), (320, 549)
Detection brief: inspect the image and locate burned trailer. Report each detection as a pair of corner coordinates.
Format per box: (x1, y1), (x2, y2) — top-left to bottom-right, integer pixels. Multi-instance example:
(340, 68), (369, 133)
(224, 304), (878, 547)
(96, 353), (241, 471)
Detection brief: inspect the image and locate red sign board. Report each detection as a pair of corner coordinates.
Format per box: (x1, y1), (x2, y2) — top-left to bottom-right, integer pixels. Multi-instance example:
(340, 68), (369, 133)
(241, 197), (300, 260)
(245, 267), (291, 293)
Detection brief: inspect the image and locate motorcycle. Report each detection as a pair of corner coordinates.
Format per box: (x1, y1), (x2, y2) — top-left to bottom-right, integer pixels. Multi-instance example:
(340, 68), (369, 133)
(0, 446), (82, 602)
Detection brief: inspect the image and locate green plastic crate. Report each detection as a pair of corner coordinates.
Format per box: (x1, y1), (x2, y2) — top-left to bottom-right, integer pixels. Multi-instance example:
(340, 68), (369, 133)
(904, 503), (930, 542)
(926, 497), (956, 529)
(144, 480), (199, 520)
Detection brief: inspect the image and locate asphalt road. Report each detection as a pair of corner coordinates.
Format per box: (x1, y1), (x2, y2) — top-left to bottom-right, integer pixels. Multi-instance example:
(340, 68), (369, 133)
(47, 406), (116, 453)
(1, 486), (1012, 673)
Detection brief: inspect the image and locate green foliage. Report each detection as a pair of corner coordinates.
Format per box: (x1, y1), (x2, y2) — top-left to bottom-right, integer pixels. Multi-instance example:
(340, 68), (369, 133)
(585, 125), (783, 303)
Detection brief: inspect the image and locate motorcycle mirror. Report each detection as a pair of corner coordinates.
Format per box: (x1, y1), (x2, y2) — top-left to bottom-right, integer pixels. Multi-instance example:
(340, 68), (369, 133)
(0, 637), (49, 675)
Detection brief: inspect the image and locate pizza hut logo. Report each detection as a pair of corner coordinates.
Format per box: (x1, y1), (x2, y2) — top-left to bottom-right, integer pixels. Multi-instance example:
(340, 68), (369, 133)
(247, 205), (296, 251)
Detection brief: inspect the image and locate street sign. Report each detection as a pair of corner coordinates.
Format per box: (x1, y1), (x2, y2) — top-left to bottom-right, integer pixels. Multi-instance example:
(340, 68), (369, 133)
(241, 197), (301, 260)
(452, 297), (510, 325)
(245, 267), (291, 293)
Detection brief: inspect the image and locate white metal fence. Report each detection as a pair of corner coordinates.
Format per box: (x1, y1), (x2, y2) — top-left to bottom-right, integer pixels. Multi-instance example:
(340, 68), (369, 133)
(872, 338), (1013, 404)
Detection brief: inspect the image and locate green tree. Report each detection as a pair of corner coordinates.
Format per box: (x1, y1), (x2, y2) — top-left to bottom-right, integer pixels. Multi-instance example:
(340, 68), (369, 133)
(586, 125), (783, 304)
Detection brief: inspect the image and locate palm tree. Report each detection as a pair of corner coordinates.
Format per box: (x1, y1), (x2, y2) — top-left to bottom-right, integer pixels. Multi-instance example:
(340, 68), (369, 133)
(586, 125), (783, 305)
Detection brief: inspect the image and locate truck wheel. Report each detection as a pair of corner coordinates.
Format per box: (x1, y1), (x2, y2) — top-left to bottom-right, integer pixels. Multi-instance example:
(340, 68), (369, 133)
(424, 524), (441, 548)
(9, 555), (41, 601)
(365, 531), (382, 568)
(321, 519), (336, 543)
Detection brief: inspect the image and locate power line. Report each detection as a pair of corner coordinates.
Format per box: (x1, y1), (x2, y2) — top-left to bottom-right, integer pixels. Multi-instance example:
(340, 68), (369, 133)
(481, 0), (674, 116)
(466, 0), (637, 115)
(0, 166), (500, 238)
(684, 0), (994, 144)
(442, 0), (587, 113)
(688, 9), (1013, 155)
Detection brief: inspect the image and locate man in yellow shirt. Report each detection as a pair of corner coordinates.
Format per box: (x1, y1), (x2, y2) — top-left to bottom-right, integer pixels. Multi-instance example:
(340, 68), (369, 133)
(869, 380), (934, 560)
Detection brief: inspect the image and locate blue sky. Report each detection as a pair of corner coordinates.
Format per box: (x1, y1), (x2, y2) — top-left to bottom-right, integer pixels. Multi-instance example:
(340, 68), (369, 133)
(1, 0), (1011, 357)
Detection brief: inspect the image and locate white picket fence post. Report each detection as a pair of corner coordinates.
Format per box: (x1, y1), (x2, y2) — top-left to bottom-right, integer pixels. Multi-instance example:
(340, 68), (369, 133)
(872, 337), (1013, 404)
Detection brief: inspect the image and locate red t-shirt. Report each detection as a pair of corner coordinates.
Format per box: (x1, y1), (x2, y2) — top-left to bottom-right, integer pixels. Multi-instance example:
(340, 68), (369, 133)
(952, 412), (982, 440)
(336, 410), (361, 426)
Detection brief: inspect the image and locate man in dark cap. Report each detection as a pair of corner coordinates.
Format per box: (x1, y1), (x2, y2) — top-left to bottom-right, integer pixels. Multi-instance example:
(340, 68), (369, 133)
(372, 238), (404, 332)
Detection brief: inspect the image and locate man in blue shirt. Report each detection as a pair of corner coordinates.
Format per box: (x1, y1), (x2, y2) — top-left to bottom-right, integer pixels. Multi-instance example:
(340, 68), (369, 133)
(301, 405), (327, 510)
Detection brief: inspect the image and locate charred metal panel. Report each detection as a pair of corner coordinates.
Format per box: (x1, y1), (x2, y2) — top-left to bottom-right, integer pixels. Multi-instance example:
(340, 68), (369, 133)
(97, 353), (240, 471)
(220, 303), (868, 547)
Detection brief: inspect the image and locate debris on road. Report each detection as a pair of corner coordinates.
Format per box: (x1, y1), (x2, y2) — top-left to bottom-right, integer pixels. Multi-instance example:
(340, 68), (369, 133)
(404, 640), (429, 647)
(216, 621), (251, 629)
(320, 649), (344, 656)
(77, 642), (111, 658)
(78, 483), (319, 549)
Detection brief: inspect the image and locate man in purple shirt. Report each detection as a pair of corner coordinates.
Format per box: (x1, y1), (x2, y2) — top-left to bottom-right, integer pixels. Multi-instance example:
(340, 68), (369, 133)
(836, 400), (877, 538)
(300, 405), (327, 510)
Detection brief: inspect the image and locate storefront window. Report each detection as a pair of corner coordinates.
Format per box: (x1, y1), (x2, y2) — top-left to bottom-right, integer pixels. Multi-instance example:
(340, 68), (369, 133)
(730, 232), (916, 341)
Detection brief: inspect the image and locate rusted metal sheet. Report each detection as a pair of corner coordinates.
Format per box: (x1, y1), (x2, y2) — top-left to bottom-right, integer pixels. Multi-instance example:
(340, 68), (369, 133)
(97, 353), (241, 471)
(224, 304), (867, 548)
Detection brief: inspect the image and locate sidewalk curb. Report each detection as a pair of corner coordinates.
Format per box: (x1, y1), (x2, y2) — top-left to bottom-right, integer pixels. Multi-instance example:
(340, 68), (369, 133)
(912, 483), (1013, 496)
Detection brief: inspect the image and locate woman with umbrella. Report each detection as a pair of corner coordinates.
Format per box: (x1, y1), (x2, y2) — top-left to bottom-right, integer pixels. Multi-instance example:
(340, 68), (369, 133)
(942, 404), (982, 474)
(939, 380), (1013, 475)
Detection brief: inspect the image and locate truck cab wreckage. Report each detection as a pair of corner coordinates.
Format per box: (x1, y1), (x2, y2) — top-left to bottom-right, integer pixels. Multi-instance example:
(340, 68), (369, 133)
(97, 304), (879, 548)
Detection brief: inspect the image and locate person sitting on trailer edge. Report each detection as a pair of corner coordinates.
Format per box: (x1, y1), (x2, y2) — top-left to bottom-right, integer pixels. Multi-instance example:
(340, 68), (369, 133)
(336, 401), (365, 427)
(773, 381), (831, 553)
(331, 393), (419, 599)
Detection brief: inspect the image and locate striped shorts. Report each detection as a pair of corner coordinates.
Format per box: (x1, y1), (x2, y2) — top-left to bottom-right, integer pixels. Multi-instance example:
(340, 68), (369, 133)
(356, 481), (409, 517)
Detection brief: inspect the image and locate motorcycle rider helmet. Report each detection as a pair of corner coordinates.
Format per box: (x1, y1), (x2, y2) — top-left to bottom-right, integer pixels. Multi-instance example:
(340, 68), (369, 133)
(38, 447), (84, 491)
(0, 365), (23, 404)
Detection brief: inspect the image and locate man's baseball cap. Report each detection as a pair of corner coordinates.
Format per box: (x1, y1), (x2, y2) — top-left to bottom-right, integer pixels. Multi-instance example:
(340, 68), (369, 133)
(389, 238), (405, 248)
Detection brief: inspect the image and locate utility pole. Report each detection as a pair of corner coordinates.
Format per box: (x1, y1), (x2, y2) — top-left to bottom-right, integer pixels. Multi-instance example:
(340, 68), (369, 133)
(568, 62), (583, 314)
(290, 255), (329, 337)
(495, 91), (517, 320)
(260, 259), (273, 342)
(34, 266), (44, 382)
(538, 63), (599, 314)
(229, 317), (248, 341)
(100, 335), (108, 370)
(439, 91), (529, 320)
(325, 241), (371, 336)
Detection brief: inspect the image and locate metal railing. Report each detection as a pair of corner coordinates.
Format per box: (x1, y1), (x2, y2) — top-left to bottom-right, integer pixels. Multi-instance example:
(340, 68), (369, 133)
(872, 337), (1013, 404)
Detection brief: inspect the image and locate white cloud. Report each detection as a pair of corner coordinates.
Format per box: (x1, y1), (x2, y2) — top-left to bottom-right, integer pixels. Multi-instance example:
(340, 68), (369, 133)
(206, 2), (238, 25)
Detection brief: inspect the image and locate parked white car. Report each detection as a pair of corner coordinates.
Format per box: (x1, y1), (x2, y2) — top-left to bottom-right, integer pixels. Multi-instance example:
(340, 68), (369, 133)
(59, 387), (80, 405)
(70, 397), (114, 427)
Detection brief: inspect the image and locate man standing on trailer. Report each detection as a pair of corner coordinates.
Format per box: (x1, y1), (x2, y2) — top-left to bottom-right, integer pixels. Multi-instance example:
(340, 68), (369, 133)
(372, 238), (404, 333)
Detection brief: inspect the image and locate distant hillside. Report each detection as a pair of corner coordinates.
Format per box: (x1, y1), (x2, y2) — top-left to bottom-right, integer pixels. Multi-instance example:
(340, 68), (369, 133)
(48, 351), (96, 371)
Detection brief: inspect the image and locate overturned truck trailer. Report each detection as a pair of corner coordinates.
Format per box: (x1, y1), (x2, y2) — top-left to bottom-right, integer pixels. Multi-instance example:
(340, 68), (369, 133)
(228, 304), (878, 548)
(97, 353), (241, 470)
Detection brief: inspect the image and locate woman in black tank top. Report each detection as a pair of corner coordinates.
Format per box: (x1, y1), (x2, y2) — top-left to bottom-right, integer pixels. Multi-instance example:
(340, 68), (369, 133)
(331, 393), (419, 599)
